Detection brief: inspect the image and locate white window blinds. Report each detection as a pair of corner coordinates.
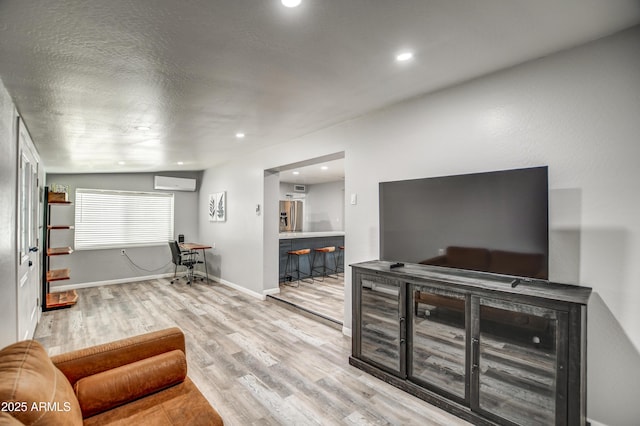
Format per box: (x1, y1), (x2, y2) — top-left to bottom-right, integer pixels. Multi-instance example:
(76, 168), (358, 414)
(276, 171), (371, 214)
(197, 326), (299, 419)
(74, 188), (174, 250)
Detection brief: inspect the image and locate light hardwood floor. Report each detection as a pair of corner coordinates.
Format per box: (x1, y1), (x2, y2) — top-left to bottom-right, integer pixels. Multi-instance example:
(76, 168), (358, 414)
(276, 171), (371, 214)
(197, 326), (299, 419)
(35, 278), (470, 426)
(270, 275), (345, 327)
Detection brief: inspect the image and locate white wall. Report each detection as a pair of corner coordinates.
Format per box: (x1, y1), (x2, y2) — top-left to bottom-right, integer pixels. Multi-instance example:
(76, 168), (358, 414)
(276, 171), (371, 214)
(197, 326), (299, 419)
(0, 77), (18, 348)
(199, 26), (640, 425)
(305, 181), (344, 232)
(279, 181), (344, 232)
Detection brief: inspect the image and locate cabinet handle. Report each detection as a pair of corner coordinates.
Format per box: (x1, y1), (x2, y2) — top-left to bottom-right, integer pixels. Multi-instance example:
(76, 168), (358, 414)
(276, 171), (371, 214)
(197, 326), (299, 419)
(29, 246), (39, 252)
(399, 317), (406, 340)
(472, 337), (480, 371)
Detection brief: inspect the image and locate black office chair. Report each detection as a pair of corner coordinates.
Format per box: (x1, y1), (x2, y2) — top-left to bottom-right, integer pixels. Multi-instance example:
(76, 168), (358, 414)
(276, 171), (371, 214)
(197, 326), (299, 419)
(169, 240), (198, 285)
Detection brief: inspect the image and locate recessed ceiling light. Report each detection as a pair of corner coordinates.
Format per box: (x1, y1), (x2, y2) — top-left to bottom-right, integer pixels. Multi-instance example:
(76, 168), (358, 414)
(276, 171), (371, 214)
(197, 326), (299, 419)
(118, 161), (126, 165)
(282, 0), (301, 7)
(177, 161), (184, 165)
(395, 51), (414, 62)
(292, 171), (300, 175)
(235, 132), (245, 139)
(321, 166), (329, 170)
(135, 126), (150, 131)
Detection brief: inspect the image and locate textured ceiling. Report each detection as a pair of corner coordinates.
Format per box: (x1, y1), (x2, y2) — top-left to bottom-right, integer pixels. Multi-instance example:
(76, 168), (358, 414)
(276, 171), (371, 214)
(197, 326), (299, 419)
(1, 0), (639, 173)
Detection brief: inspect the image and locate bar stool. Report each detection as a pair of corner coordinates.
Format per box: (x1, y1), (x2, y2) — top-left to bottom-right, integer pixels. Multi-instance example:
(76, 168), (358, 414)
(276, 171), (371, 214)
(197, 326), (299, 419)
(336, 245), (345, 276)
(312, 246), (338, 281)
(283, 248), (313, 287)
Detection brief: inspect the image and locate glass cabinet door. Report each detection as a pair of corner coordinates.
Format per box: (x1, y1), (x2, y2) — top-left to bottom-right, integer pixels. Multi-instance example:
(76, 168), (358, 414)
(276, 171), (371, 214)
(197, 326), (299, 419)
(359, 275), (405, 375)
(410, 285), (467, 401)
(472, 297), (567, 426)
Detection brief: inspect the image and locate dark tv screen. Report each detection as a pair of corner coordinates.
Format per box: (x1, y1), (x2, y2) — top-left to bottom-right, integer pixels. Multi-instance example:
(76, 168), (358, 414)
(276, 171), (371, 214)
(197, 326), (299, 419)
(379, 166), (549, 280)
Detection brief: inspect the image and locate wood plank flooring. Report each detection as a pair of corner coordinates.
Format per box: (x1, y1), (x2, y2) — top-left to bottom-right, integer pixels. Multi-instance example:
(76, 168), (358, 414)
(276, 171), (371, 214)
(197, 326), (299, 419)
(34, 278), (470, 426)
(269, 275), (344, 326)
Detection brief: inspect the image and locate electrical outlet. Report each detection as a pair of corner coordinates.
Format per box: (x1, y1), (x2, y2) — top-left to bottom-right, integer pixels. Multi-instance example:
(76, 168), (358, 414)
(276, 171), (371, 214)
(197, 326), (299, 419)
(121, 249), (126, 256)
(212, 242), (216, 249)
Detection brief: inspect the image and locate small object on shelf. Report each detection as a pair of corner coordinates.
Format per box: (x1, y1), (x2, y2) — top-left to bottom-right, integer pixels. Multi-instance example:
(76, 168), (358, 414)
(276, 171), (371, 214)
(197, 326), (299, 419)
(49, 183), (69, 194)
(390, 262), (405, 269)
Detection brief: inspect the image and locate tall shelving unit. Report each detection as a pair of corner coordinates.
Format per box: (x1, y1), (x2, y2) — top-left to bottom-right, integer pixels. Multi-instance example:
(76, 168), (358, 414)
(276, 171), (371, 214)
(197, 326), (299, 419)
(42, 187), (78, 310)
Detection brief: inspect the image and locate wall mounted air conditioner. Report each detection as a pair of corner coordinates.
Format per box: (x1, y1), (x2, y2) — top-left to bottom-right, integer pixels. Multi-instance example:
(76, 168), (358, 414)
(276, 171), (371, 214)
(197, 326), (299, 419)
(154, 176), (197, 192)
(293, 184), (306, 192)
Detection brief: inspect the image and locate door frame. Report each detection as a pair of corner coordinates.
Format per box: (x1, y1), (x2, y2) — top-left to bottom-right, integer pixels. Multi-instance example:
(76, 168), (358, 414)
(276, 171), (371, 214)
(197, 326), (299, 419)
(16, 117), (43, 340)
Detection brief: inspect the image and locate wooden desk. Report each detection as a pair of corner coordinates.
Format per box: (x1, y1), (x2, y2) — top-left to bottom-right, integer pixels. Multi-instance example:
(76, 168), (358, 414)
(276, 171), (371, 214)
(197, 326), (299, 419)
(179, 242), (212, 281)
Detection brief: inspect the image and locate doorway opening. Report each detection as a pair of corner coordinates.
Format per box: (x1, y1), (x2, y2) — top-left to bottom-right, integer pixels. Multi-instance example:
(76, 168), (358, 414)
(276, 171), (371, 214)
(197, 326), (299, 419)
(264, 152), (345, 328)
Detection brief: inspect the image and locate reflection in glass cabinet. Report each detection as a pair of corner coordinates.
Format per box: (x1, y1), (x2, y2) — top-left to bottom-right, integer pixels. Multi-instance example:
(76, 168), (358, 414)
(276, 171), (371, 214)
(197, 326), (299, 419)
(351, 261), (590, 426)
(360, 276), (403, 374)
(477, 298), (560, 426)
(411, 286), (467, 400)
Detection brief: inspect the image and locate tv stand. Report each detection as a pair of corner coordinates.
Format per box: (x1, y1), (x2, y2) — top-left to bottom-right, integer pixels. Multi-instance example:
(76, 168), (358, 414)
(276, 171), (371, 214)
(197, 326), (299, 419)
(351, 260), (591, 426)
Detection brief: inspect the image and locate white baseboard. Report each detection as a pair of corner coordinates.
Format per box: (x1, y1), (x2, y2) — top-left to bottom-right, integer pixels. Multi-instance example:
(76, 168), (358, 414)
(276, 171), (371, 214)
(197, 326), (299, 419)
(51, 273), (175, 292)
(194, 271), (267, 300)
(52, 272), (292, 305)
(342, 326), (352, 337)
(587, 418), (607, 426)
(263, 287), (281, 297)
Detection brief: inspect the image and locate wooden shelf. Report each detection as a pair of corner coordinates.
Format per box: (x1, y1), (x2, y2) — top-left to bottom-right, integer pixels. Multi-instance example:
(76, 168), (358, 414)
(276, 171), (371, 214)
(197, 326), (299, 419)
(47, 246), (74, 256)
(45, 290), (78, 310)
(46, 268), (70, 282)
(43, 187), (78, 311)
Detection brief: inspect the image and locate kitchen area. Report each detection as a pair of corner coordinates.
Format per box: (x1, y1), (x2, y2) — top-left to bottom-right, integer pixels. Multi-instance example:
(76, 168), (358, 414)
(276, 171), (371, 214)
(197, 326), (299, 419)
(270, 157), (345, 326)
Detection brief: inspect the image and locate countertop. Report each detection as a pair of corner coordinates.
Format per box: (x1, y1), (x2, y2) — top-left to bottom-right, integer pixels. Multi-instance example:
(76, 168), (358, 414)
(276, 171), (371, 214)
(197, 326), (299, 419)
(279, 231), (345, 239)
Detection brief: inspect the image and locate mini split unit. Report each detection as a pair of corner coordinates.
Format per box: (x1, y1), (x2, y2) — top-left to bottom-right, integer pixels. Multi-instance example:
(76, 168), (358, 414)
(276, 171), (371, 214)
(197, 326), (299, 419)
(153, 176), (196, 192)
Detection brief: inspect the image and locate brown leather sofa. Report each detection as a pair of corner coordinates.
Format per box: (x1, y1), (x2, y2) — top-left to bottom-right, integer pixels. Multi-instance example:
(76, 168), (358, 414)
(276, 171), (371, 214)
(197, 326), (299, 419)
(0, 327), (223, 425)
(420, 245), (547, 279)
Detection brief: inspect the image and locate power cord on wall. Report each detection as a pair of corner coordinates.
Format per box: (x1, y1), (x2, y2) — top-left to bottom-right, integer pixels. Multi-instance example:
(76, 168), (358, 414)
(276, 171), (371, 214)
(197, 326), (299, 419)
(122, 251), (173, 273)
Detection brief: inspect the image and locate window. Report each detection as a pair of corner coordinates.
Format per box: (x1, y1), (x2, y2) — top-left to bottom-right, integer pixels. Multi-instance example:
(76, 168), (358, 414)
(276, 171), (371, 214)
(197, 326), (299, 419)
(74, 188), (174, 250)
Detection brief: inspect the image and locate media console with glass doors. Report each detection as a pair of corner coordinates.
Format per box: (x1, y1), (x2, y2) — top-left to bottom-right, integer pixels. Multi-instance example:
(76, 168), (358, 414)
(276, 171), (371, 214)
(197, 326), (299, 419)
(350, 260), (591, 426)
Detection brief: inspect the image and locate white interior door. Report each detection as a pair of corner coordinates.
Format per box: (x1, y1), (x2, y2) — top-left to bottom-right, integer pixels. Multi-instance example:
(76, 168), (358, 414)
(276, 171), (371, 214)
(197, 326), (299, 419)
(17, 118), (41, 340)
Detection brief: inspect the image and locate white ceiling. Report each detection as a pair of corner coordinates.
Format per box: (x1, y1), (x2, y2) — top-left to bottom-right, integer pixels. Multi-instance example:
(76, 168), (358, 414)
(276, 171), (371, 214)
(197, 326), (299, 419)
(1, 1), (639, 174)
(279, 158), (344, 185)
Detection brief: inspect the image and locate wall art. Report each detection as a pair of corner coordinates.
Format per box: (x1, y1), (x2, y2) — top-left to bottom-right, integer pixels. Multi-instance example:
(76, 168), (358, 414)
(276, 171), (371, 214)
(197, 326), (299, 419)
(209, 191), (226, 222)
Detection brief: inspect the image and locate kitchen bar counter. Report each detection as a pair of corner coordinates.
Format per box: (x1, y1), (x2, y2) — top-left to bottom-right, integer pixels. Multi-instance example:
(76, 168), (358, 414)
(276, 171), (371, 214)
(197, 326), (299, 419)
(279, 233), (344, 281)
(279, 231), (345, 239)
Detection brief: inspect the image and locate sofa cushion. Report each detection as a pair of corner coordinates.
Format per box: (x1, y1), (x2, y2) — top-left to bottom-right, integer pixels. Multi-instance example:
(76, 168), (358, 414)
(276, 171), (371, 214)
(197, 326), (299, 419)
(75, 349), (187, 418)
(82, 377), (224, 426)
(445, 246), (491, 271)
(489, 249), (546, 278)
(52, 327), (185, 387)
(0, 340), (83, 425)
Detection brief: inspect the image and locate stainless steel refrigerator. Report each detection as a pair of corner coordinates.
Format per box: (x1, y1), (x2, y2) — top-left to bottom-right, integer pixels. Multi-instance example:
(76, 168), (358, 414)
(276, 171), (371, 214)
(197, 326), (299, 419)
(279, 200), (303, 232)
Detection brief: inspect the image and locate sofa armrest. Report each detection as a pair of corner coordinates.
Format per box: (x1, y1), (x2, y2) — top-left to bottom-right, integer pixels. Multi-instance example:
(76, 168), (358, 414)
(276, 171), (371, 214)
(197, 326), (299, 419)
(75, 349), (187, 418)
(51, 327), (185, 386)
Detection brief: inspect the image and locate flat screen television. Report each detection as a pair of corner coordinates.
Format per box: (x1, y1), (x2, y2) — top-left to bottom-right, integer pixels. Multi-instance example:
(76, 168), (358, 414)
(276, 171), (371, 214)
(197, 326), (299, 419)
(379, 166), (549, 280)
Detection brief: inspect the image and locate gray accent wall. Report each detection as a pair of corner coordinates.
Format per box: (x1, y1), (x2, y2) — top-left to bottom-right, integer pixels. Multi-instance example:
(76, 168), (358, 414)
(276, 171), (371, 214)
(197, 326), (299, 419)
(46, 171), (201, 287)
(0, 77), (18, 348)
